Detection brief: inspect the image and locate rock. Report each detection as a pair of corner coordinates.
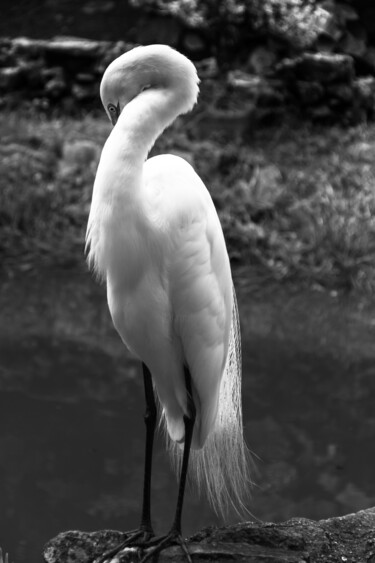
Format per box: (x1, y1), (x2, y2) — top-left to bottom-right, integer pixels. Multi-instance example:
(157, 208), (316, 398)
(42, 66), (67, 98)
(43, 508), (375, 563)
(195, 57), (219, 79)
(44, 37), (102, 58)
(295, 81), (325, 105)
(12, 37), (49, 56)
(41, 66), (65, 82)
(75, 72), (97, 84)
(276, 53), (355, 84)
(247, 46), (277, 76)
(326, 83), (354, 102)
(45, 77), (67, 99)
(0, 33), (374, 125)
(0, 67), (26, 90)
(353, 76), (375, 113)
(43, 39), (104, 75)
(227, 72), (286, 108)
(256, 80), (286, 108)
(21, 61), (45, 89)
(227, 70), (260, 91)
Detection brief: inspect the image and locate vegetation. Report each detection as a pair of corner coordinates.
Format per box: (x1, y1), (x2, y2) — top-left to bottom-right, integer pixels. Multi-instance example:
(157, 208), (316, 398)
(189, 119), (375, 293)
(1, 107), (375, 293)
(0, 112), (108, 269)
(131, 0), (327, 41)
(130, 0), (332, 61)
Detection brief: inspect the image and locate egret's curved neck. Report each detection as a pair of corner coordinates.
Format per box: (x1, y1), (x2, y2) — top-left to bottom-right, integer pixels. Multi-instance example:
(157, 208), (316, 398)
(115, 86), (183, 165)
(93, 86), (182, 217)
(87, 85), (185, 281)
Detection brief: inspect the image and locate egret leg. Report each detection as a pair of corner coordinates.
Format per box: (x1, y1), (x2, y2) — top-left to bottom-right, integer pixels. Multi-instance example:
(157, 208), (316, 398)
(139, 362), (157, 534)
(140, 365), (196, 563)
(93, 363), (156, 563)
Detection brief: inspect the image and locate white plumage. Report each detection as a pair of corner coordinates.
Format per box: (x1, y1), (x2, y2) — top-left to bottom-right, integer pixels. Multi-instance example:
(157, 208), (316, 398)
(86, 44), (249, 524)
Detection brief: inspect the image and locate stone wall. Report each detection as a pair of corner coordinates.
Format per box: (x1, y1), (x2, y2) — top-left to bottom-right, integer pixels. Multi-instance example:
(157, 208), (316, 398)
(1, 36), (375, 124)
(0, 37), (132, 112)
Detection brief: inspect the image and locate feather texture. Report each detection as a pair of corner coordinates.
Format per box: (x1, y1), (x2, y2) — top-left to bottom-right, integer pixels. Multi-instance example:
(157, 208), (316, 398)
(86, 44), (251, 518)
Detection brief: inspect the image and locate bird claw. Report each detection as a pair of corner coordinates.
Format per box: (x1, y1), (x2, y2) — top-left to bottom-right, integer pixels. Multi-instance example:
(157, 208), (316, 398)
(91, 527), (191, 563)
(139, 530), (192, 563)
(93, 528), (154, 563)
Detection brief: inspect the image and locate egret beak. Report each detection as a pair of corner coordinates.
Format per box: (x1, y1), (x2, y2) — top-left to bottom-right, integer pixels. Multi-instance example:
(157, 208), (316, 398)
(111, 102), (121, 126)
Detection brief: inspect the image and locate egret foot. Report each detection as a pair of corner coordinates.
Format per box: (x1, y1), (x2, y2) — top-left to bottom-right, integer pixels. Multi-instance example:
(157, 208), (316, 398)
(140, 529), (192, 563)
(93, 527), (154, 563)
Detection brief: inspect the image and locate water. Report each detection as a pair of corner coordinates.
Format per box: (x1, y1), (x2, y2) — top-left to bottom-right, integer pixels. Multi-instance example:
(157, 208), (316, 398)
(1, 268), (375, 562)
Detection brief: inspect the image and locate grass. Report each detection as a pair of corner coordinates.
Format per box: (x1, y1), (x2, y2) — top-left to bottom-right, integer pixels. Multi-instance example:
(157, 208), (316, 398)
(0, 112), (109, 267)
(1, 109), (375, 293)
(213, 123), (375, 292)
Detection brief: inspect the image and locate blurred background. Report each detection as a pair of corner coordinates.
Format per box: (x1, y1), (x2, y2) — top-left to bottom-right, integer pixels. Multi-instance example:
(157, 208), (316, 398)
(1, 1), (375, 562)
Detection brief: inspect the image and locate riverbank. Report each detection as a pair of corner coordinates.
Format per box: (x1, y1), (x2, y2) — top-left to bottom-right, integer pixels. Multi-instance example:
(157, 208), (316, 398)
(1, 109), (375, 293)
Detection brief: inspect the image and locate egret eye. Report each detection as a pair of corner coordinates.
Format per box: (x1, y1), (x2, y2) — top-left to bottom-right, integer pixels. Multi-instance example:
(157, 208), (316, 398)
(107, 102), (120, 125)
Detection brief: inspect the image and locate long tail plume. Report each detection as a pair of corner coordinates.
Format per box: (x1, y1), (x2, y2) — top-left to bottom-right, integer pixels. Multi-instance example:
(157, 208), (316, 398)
(169, 283), (252, 518)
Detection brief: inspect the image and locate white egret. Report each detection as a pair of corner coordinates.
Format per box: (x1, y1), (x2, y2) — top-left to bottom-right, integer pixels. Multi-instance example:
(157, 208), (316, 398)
(86, 44), (250, 563)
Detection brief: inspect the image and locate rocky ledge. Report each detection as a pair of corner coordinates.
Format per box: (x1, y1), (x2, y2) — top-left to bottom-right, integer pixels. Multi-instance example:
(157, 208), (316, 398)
(1, 36), (375, 124)
(44, 507), (375, 562)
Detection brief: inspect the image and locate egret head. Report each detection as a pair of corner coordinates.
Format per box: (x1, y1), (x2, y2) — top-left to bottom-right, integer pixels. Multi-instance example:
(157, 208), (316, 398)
(100, 44), (200, 126)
